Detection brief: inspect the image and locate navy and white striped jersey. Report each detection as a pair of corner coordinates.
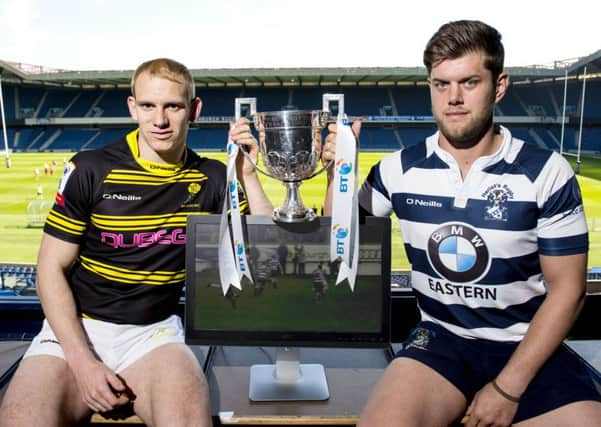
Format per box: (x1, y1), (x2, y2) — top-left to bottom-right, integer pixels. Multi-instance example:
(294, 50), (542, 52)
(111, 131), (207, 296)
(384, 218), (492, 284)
(359, 126), (588, 341)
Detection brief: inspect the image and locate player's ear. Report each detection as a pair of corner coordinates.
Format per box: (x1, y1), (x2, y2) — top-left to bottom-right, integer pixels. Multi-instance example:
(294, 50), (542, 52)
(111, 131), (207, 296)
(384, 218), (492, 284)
(189, 97), (202, 122)
(494, 73), (509, 103)
(127, 96), (138, 121)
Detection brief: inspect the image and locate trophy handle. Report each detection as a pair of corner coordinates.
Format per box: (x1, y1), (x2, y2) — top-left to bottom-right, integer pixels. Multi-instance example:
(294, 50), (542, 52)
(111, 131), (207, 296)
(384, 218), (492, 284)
(322, 93), (345, 118)
(312, 93), (348, 178)
(233, 98), (278, 179)
(235, 97), (257, 120)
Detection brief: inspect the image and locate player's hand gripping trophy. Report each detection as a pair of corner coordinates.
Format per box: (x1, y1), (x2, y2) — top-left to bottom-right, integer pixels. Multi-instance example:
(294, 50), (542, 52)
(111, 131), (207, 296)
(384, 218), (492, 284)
(235, 95), (343, 222)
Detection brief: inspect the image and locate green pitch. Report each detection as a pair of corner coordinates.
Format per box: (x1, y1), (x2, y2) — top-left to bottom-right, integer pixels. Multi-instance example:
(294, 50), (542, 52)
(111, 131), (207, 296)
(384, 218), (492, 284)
(1, 151), (600, 269)
(192, 271), (382, 331)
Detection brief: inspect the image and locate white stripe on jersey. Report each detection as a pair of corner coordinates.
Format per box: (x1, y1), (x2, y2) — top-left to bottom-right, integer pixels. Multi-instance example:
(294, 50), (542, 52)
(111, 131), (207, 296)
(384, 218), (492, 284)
(420, 312), (528, 342)
(411, 270), (546, 309)
(358, 181), (393, 217)
(538, 208), (588, 239)
(399, 219), (539, 259)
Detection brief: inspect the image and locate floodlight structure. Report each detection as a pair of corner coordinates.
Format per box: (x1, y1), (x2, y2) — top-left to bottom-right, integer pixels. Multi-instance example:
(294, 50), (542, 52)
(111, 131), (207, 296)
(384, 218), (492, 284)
(555, 57), (590, 174)
(575, 66), (588, 174)
(0, 74), (10, 168)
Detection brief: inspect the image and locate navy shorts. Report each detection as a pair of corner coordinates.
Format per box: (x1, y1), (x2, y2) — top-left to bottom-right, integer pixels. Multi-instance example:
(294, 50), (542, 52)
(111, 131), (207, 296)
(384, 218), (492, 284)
(396, 321), (601, 423)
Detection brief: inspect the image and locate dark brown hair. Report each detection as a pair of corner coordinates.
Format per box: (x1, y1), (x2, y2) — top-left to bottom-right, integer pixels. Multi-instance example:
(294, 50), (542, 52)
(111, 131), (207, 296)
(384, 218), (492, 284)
(423, 20), (504, 81)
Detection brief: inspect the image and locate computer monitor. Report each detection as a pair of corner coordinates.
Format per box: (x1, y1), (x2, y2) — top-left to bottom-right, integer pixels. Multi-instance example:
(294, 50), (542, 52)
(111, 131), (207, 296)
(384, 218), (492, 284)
(185, 215), (391, 401)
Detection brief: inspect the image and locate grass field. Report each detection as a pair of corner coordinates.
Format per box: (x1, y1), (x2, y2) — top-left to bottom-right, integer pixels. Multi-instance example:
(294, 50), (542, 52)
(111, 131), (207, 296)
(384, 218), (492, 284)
(192, 271), (382, 331)
(1, 151), (600, 269)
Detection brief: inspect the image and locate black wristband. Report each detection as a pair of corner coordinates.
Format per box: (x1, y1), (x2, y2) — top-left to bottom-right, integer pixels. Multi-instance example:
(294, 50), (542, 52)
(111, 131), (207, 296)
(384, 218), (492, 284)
(491, 379), (520, 403)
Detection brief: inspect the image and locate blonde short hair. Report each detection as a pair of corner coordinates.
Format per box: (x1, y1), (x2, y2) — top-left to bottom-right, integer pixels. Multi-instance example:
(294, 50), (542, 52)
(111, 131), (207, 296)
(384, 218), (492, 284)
(131, 58), (195, 102)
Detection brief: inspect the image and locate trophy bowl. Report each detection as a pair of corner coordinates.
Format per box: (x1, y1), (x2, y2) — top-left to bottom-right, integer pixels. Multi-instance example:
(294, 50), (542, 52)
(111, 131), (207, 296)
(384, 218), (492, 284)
(253, 109), (329, 223)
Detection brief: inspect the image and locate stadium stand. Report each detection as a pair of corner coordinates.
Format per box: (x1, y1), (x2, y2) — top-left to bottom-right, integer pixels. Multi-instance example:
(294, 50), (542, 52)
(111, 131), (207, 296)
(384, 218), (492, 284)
(0, 81), (598, 153)
(3, 264), (601, 298)
(1, 57), (600, 154)
(0, 265), (36, 295)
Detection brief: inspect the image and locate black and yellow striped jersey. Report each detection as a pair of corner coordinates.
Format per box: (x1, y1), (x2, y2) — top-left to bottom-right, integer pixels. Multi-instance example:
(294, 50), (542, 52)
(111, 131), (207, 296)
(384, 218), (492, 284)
(44, 130), (247, 324)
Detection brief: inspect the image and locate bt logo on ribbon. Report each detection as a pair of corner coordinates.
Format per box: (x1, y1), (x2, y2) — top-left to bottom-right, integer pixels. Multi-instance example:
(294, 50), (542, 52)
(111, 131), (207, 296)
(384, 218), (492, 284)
(229, 182), (238, 210)
(336, 159), (353, 193)
(333, 224), (349, 255)
(235, 240), (247, 272)
(227, 142), (238, 158)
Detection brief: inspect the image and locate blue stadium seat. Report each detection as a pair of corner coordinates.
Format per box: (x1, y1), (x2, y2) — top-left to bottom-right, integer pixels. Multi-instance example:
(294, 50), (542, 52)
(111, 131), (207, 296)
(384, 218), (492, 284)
(3, 80), (601, 153)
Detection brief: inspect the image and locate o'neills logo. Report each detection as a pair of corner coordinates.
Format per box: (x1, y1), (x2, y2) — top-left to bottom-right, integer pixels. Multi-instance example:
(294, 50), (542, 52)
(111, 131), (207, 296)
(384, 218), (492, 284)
(406, 198), (442, 208)
(148, 164), (177, 171)
(102, 193), (142, 201)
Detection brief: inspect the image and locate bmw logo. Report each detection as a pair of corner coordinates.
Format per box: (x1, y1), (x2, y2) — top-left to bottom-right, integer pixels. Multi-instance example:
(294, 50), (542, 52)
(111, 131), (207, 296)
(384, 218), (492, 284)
(427, 223), (490, 283)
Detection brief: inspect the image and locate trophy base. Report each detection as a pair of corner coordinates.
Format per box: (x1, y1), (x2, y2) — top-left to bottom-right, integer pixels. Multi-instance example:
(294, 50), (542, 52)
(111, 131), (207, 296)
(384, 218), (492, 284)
(273, 207), (317, 223)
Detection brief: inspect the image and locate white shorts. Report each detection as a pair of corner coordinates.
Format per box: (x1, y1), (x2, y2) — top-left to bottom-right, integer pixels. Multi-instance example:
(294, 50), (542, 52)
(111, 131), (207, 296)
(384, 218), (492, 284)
(23, 315), (185, 373)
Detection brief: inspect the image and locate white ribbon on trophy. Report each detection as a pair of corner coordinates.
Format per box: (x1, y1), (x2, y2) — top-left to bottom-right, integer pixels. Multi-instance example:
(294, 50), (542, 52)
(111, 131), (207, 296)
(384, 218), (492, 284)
(218, 98), (257, 295)
(325, 94), (359, 291)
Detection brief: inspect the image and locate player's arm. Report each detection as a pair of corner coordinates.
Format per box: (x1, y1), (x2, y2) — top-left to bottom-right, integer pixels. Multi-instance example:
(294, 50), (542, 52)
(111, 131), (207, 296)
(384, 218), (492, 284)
(36, 233), (129, 412)
(499, 251), (586, 390)
(464, 252), (586, 427)
(229, 117), (274, 215)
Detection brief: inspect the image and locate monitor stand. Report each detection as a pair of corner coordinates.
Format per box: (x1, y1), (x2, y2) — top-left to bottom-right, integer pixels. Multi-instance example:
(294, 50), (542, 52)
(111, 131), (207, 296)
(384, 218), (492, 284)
(249, 347), (330, 401)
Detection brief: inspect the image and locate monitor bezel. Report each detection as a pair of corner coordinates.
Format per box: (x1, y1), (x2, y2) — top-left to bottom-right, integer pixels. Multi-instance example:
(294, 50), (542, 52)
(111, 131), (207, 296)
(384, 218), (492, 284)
(185, 215), (391, 348)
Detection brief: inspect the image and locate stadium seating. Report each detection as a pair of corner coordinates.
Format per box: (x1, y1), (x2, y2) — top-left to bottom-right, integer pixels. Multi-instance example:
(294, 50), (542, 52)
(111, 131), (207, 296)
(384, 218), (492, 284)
(391, 85), (432, 116)
(0, 265), (36, 294)
(1, 264), (599, 298)
(2, 80), (600, 153)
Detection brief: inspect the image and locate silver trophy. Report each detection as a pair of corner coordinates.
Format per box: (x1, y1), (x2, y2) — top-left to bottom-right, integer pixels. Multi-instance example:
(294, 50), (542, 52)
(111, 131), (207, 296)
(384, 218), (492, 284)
(236, 95), (344, 223)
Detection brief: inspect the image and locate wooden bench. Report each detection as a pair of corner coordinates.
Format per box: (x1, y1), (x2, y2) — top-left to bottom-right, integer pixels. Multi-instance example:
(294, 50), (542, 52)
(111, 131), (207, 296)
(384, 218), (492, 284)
(89, 413), (144, 424)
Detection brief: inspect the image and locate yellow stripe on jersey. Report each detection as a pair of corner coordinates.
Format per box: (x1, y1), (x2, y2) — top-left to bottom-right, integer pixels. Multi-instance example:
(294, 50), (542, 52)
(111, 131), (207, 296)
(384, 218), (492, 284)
(91, 212), (194, 230)
(79, 255), (185, 285)
(104, 170), (208, 186)
(46, 209), (87, 236)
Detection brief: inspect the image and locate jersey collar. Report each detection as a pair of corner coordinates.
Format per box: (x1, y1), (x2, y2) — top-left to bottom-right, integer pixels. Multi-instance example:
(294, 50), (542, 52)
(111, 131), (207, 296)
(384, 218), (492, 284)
(126, 129), (187, 175)
(426, 125), (513, 170)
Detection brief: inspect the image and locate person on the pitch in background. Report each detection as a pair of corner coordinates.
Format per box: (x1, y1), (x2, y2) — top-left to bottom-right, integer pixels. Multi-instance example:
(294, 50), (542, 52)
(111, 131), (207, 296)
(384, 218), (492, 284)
(326, 20), (601, 427)
(0, 58), (288, 427)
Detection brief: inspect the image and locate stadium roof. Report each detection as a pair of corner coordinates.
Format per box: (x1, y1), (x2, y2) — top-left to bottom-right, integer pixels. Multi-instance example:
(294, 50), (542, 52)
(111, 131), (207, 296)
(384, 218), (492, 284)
(567, 49), (601, 75)
(1, 51), (600, 89)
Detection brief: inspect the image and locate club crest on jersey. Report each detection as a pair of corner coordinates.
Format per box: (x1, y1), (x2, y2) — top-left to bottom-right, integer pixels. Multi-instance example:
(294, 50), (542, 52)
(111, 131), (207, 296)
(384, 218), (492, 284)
(427, 223), (490, 283)
(405, 327), (436, 351)
(482, 184), (513, 222)
(55, 161), (76, 206)
(182, 182), (202, 206)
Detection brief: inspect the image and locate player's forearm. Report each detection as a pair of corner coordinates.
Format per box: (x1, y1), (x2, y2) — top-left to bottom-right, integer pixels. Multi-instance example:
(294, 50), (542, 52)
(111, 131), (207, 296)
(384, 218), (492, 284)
(36, 236), (96, 365)
(323, 174), (334, 216)
(239, 172), (274, 215)
(37, 269), (96, 364)
(495, 279), (585, 398)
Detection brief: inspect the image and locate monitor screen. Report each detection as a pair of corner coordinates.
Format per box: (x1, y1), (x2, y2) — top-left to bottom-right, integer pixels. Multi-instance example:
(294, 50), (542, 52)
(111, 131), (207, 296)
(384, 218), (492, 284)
(185, 215), (391, 348)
